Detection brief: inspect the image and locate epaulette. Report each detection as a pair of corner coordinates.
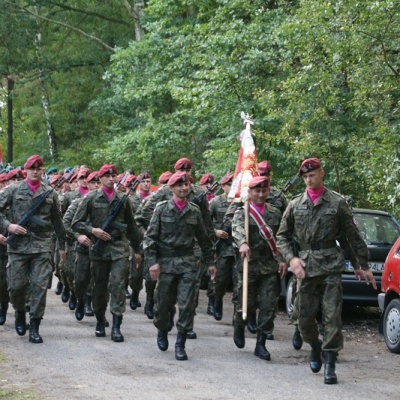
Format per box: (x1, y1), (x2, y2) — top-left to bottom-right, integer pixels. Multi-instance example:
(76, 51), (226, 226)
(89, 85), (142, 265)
(155, 200), (168, 209)
(188, 201), (200, 209)
(291, 192), (303, 200)
(332, 190), (346, 200)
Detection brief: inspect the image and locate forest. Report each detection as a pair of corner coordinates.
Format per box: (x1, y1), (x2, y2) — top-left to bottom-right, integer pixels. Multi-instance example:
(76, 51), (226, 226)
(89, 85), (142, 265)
(0, 1), (399, 216)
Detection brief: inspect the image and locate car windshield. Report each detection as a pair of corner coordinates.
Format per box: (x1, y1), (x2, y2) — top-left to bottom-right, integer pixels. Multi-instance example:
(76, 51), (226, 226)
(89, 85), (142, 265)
(354, 213), (400, 246)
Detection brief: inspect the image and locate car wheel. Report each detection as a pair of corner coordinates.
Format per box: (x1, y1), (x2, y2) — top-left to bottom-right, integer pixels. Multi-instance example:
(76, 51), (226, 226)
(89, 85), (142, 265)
(383, 298), (400, 354)
(285, 275), (295, 318)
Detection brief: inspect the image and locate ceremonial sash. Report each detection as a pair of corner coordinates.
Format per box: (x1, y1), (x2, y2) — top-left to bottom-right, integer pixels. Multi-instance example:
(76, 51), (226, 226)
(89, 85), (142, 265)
(249, 203), (280, 258)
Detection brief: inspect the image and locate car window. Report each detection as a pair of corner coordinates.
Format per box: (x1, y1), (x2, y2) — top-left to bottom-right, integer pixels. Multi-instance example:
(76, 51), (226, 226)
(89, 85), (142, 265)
(354, 213), (400, 245)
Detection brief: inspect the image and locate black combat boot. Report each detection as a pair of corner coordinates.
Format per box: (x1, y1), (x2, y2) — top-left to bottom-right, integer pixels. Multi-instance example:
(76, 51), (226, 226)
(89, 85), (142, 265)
(129, 291), (141, 310)
(0, 303), (8, 325)
(111, 313), (124, 342)
(207, 295), (215, 316)
(75, 298), (85, 321)
(29, 318), (43, 344)
(324, 351), (338, 384)
(246, 310), (257, 334)
(15, 310), (27, 336)
(61, 284), (70, 303)
(175, 332), (188, 361)
(157, 330), (169, 351)
(55, 280), (63, 295)
(186, 329), (197, 339)
(233, 322), (245, 349)
(292, 325), (303, 350)
(95, 313), (106, 337)
(68, 290), (77, 310)
(84, 295), (94, 316)
(309, 340), (323, 373)
(254, 332), (271, 360)
(144, 296), (154, 320)
(213, 299), (223, 321)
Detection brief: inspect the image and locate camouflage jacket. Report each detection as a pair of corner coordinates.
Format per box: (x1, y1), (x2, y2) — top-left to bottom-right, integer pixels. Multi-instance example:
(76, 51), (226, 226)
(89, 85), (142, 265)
(63, 197), (84, 241)
(232, 203), (284, 274)
(143, 198), (215, 273)
(71, 188), (141, 260)
(60, 188), (83, 214)
(209, 193), (235, 257)
(276, 188), (369, 277)
(0, 180), (66, 253)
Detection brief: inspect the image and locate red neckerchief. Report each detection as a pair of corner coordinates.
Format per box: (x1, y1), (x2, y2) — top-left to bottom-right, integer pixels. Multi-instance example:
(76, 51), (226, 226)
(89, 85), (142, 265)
(26, 178), (41, 194)
(173, 198), (187, 212)
(102, 186), (115, 202)
(79, 186), (89, 196)
(307, 186), (325, 204)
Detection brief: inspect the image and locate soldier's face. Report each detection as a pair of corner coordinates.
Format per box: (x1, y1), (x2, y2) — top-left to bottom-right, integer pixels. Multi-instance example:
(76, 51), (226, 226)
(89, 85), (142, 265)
(88, 181), (100, 191)
(302, 168), (325, 189)
(100, 173), (117, 189)
(222, 183), (231, 195)
(140, 178), (151, 193)
(249, 187), (269, 205)
(26, 166), (43, 182)
(170, 181), (190, 200)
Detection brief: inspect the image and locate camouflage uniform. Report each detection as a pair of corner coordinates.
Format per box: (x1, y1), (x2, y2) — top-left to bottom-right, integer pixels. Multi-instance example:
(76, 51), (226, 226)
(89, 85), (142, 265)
(276, 189), (369, 353)
(0, 180), (65, 321)
(232, 203), (284, 335)
(143, 198), (214, 334)
(71, 189), (141, 319)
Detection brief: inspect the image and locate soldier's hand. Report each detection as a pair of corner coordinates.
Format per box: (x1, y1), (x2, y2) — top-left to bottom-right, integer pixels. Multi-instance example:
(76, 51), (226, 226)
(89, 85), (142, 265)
(289, 257), (306, 279)
(149, 263), (160, 280)
(77, 235), (91, 247)
(278, 262), (288, 279)
(91, 227), (111, 241)
(0, 234), (7, 246)
(239, 243), (251, 261)
(134, 253), (142, 267)
(7, 223), (27, 236)
(59, 250), (66, 265)
(215, 229), (229, 239)
(208, 266), (217, 281)
(354, 268), (377, 290)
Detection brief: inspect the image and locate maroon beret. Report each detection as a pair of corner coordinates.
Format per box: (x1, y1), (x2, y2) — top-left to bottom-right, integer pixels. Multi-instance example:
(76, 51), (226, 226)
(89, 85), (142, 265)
(50, 174), (62, 185)
(249, 176), (270, 189)
(0, 174), (8, 183)
(24, 155), (44, 169)
(124, 174), (137, 187)
(220, 173), (234, 185)
(168, 171), (189, 186)
(257, 160), (272, 176)
(116, 173), (125, 182)
(158, 171), (173, 185)
(86, 171), (99, 183)
(174, 157), (192, 171)
(6, 169), (25, 181)
(69, 173), (78, 183)
(299, 158), (322, 175)
(140, 171), (151, 180)
(199, 173), (214, 185)
(77, 168), (91, 179)
(98, 164), (118, 178)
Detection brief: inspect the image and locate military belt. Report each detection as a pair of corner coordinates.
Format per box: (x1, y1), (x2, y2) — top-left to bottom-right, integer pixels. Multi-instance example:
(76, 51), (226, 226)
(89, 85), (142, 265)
(299, 241), (337, 251)
(158, 248), (194, 258)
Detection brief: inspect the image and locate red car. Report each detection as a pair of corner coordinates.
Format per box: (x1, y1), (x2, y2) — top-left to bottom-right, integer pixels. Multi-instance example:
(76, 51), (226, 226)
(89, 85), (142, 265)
(378, 236), (400, 353)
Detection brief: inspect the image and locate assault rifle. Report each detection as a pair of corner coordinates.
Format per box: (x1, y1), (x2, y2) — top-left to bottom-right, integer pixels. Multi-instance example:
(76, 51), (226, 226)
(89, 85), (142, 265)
(90, 174), (142, 255)
(6, 172), (72, 249)
(270, 173), (299, 205)
(192, 173), (229, 206)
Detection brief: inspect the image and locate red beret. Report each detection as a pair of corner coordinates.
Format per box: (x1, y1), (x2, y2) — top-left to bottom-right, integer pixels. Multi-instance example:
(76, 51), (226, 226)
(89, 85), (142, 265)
(158, 171), (173, 185)
(0, 174), (7, 183)
(299, 158), (322, 175)
(168, 171), (189, 186)
(174, 158), (192, 171)
(249, 176), (270, 189)
(69, 173), (78, 183)
(199, 173), (214, 185)
(98, 164), (118, 178)
(77, 168), (91, 179)
(50, 174), (62, 185)
(220, 173), (234, 185)
(139, 171), (151, 180)
(116, 173), (125, 182)
(124, 174), (137, 187)
(24, 155), (44, 169)
(86, 171), (99, 183)
(257, 161), (272, 176)
(6, 169), (25, 180)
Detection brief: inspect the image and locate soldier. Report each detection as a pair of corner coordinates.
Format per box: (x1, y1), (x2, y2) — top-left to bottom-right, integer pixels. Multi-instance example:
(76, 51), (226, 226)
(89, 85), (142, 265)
(72, 164), (141, 342)
(209, 173), (235, 321)
(232, 176), (287, 360)
(199, 173), (215, 202)
(276, 157), (377, 384)
(143, 171), (216, 360)
(0, 155), (66, 343)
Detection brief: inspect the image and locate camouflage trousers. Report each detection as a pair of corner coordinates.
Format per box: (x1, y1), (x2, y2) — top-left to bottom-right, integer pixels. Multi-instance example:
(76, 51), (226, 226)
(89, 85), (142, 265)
(297, 273), (343, 353)
(7, 252), (52, 319)
(153, 270), (198, 333)
(128, 257), (143, 293)
(64, 242), (76, 290)
(0, 255), (10, 305)
(214, 254), (236, 302)
(235, 269), (279, 335)
(91, 257), (129, 316)
(74, 250), (93, 299)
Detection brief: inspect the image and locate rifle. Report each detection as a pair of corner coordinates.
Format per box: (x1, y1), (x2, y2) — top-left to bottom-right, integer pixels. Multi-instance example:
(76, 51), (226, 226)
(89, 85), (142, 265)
(270, 173), (299, 205)
(90, 175), (142, 255)
(192, 173), (229, 206)
(6, 172), (72, 249)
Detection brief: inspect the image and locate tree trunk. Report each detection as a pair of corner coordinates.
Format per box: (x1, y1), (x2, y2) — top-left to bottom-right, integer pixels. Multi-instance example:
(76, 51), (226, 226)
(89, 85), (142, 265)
(7, 77), (14, 164)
